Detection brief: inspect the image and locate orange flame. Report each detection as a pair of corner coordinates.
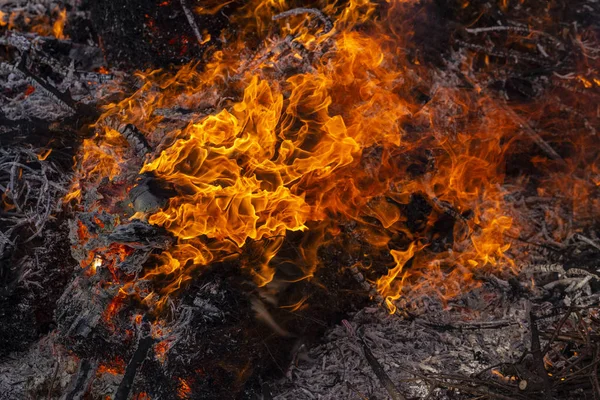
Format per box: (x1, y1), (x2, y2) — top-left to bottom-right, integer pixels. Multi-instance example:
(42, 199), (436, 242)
(52, 8), (67, 39)
(66, 0), (598, 317)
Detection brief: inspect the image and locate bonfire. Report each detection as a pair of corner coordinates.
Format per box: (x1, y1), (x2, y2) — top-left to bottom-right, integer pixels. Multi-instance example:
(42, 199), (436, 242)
(0, 0), (599, 399)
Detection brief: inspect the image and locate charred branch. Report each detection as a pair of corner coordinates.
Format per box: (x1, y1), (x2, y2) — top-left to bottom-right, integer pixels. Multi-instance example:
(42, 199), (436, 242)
(179, 0), (206, 46)
(120, 124), (151, 157)
(114, 321), (154, 400)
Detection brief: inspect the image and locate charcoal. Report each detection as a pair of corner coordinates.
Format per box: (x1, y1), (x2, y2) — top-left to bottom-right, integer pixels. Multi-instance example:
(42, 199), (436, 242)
(107, 221), (171, 249)
(120, 124), (151, 157)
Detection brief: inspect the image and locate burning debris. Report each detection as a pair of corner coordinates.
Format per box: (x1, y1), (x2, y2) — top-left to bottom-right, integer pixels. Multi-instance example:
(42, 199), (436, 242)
(1, 0), (599, 399)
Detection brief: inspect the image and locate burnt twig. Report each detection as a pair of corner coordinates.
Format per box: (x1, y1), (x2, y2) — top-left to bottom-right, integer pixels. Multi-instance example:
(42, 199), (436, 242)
(529, 310), (554, 399)
(179, 0), (207, 46)
(114, 320), (154, 400)
(343, 320), (406, 400)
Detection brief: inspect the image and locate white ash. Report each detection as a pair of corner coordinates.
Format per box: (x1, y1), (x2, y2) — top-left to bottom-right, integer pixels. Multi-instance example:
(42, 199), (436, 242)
(272, 284), (531, 400)
(0, 336), (80, 399)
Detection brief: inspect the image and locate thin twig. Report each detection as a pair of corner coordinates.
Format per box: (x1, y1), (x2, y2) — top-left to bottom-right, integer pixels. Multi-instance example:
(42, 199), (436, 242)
(179, 0), (206, 46)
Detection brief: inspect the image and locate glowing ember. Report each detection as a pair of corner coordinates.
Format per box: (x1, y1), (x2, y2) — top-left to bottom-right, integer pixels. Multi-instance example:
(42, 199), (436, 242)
(97, 357), (126, 376)
(177, 378), (192, 399)
(0, 6), (68, 38)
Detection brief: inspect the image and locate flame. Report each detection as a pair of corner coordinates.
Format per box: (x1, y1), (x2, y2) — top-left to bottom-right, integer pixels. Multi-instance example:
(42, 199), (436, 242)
(491, 368), (518, 383)
(37, 148), (52, 161)
(52, 8), (67, 39)
(154, 340), (170, 364)
(377, 242), (419, 313)
(67, 0), (599, 319)
(1, 7), (68, 38)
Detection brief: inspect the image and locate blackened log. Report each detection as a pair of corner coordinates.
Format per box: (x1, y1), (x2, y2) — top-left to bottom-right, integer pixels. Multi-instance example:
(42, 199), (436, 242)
(64, 359), (98, 400)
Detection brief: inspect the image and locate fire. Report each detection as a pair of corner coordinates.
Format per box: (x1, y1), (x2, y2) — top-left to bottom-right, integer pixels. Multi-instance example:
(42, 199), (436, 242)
(52, 8), (67, 39)
(154, 340), (170, 364)
(0, 7), (68, 39)
(37, 148), (52, 161)
(67, 0), (598, 319)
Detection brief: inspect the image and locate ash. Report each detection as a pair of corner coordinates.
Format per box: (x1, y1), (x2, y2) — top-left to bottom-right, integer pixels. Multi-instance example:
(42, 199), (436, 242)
(273, 288), (530, 399)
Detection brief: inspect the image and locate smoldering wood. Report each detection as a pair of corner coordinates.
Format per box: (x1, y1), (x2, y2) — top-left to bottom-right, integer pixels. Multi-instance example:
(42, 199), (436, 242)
(63, 359), (98, 400)
(128, 175), (172, 214)
(114, 320), (153, 400)
(1, 0), (599, 399)
(120, 124), (151, 157)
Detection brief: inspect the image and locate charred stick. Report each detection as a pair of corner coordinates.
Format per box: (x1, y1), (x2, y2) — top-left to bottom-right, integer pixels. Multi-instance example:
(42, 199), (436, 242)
(343, 319), (406, 400)
(592, 345), (600, 399)
(427, 379), (523, 400)
(418, 319), (517, 331)
(529, 311), (554, 399)
(574, 311), (592, 346)
(446, 64), (565, 163)
(345, 381), (369, 400)
(272, 8), (333, 34)
(431, 197), (469, 223)
(557, 359), (600, 384)
(454, 40), (553, 65)
(539, 331), (592, 344)
(465, 26), (563, 47)
(488, 94), (565, 165)
(542, 307), (573, 355)
(179, 0), (206, 46)
(114, 320), (154, 400)
(574, 233), (600, 251)
(360, 339), (407, 400)
(47, 357), (61, 400)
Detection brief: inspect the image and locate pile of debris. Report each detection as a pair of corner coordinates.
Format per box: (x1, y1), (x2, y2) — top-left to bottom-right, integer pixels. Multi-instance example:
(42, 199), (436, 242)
(0, 0), (599, 399)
